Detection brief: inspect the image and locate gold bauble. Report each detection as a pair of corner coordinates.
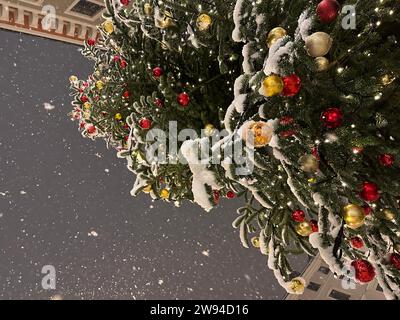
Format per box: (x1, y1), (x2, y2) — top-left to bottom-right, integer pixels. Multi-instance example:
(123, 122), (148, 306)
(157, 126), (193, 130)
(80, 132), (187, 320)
(382, 208), (396, 221)
(83, 102), (92, 110)
(251, 237), (260, 248)
(343, 204), (365, 229)
(241, 121), (274, 148)
(96, 80), (104, 90)
(196, 13), (212, 31)
(157, 11), (174, 29)
(315, 57), (330, 71)
(381, 74), (396, 86)
(115, 113), (123, 121)
(298, 155), (319, 173)
(143, 185), (152, 194)
(261, 74), (284, 97)
(144, 3), (153, 16)
(267, 27), (287, 48)
(83, 110), (91, 120)
(102, 20), (114, 35)
(160, 189), (170, 200)
(305, 32), (333, 57)
(204, 124), (215, 137)
(69, 75), (78, 83)
(289, 277), (306, 294)
(295, 222), (313, 237)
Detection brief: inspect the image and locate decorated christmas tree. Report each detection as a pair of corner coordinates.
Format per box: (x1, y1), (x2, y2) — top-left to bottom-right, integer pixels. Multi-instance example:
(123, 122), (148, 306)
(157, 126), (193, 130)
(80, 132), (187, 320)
(69, 0), (400, 299)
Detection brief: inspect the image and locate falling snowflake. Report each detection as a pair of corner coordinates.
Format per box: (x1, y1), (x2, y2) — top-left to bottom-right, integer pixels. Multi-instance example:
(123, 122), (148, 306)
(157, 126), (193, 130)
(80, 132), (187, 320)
(201, 250), (210, 257)
(88, 230), (98, 237)
(43, 102), (55, 111)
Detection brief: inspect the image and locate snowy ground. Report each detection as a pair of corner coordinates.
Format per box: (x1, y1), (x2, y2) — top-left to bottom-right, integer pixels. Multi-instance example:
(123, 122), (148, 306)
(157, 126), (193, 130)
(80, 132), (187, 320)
(0, 29), (307, 300)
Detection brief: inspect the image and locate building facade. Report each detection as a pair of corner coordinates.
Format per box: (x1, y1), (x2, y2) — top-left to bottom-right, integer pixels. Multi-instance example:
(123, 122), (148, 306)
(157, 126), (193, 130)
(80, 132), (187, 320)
(0, 0), (106, 45)
(286, 256), (385, 300)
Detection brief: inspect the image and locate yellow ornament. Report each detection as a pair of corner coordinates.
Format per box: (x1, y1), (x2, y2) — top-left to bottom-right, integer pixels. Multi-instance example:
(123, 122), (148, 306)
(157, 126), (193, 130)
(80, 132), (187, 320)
(295, 222), (313, 237)
(315, 57), (330, 71)
(299, 154), (319, 173)
(69, 75), (78, 83)
(83, 110), (91, 120)
(241, 121), (274, 148)
(251, 237), (260, 248)
(204, 124), (215, 137)
(143, 185), (152, 194)
(288, 277), (306, 294)
(305, 32), (333, 57)
(160, 189), (170, 200)
(102, 20), (114, 35)
(83, 102), (92, 110)
(261, 74), (284, 97)
(343, 204), (365, 229)
(308, 177), (317, 184)
(115, 113), (123, 121)
(267, 27), (287, 48)
(382, 208), (396, 221)
(96, 80), (104, 90)
(381, 74), (396, 86)
(196, 13), (212, 31)
(144, 3), (153, 16)
(157, 11), (174, 29)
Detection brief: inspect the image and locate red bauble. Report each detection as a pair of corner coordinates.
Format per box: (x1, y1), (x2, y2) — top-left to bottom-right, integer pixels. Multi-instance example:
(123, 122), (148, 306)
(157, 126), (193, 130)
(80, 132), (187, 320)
(86, 124), (97, 135)
(311, 146), (320, 160)
(279, 116), (294, 126)
(79, 121), (86, 129)
(81, 95), (88, 103)
(226, 191), (236, 199)
(139, 118), (152, 130)
(360, 182), (380, 202)
(321, 107), (343, 129)
(317, 0), (341, 23)
(350, 236), (364, 249)
(87, 39), (96, 46)
(120, 60), (127, 68)
(120, 0), (130, 5)
(154, 98), (164, 108)
(310, 220), (319, 233)
(177, 92), (190, 106)
(153, 67), (163, 78)
(282, 74), (301, 97)
(390, 253), (400, 270)
(292, 210), (305, 222)
(114, 55), (120, 62)
(363, 205), (372, 216)
(124, 135), (129, 142)
(351, 259), (375, 283)
(123, 90), (130, 99)
(279, 130), (296, 138)
(379, 154), (395, 167)
(213, 190), (220, 204)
